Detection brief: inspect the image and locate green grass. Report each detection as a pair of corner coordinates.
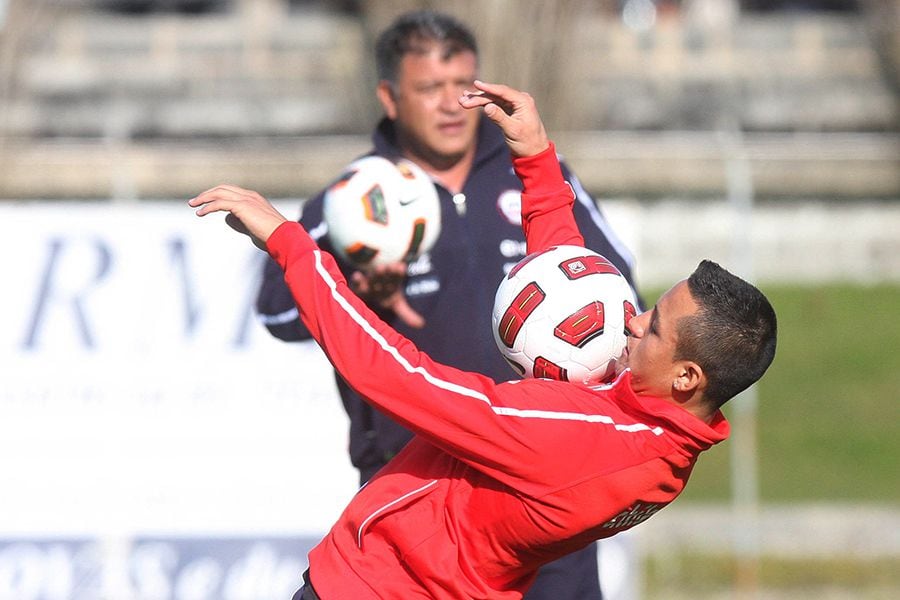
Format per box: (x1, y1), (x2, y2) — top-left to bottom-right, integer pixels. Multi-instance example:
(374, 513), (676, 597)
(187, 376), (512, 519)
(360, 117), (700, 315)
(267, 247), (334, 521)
(640, 283), (900, 503)
(643, 552), (900, 599)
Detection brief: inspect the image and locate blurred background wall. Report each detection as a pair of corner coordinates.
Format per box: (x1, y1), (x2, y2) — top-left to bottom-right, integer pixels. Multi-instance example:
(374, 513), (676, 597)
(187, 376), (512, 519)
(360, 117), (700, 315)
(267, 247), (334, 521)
(1, 0), (897, 201)
(0, 1), (898, 599)
(2, 0), (898, 285)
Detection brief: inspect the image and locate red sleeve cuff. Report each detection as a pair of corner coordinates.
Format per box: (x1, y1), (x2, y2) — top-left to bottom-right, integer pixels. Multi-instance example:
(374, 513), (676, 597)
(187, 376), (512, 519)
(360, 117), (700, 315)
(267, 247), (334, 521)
(266, 221), (318, 269)
(512, 142), (567, 196)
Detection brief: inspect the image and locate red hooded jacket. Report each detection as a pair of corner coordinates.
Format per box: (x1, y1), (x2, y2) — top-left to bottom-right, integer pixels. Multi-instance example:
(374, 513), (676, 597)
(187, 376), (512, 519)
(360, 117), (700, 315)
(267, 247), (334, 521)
(266, 145), (729, 599)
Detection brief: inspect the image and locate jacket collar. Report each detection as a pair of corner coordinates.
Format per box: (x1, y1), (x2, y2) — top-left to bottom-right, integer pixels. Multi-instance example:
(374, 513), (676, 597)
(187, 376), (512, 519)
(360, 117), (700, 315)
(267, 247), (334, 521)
(612, 370), (731, 450)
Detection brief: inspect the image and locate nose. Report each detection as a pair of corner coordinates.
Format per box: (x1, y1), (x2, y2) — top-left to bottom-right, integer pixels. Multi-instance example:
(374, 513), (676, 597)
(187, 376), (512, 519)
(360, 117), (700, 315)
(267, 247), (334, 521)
(440, 85), (464, 112)
(440, 81), (467, 112)
(628, 311), (648, 338)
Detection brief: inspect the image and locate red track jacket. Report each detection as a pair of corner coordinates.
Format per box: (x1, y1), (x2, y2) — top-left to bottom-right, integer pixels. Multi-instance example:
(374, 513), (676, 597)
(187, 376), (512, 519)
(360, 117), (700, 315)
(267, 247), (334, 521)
(266, 145), (729, 599)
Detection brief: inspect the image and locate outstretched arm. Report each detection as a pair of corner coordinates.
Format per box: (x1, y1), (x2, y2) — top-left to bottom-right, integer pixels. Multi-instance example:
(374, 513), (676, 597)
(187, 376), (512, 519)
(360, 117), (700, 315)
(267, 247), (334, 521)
(189, 185), (601, 493)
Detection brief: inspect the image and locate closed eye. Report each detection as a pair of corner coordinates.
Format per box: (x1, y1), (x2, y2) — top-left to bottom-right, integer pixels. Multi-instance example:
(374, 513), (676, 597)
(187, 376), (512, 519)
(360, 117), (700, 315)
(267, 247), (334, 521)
(647, 307), (660, 336)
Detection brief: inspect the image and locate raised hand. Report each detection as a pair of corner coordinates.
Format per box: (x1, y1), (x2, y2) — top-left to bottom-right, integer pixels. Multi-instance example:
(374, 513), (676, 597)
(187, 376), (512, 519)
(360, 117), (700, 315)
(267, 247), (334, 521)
(189, 184), (287, 251)
(458, 80), (550, 158)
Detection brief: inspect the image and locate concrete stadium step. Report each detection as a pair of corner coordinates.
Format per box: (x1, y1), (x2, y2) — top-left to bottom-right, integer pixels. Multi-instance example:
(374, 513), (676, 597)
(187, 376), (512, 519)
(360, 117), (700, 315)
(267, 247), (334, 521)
(6, 8), (895, 138)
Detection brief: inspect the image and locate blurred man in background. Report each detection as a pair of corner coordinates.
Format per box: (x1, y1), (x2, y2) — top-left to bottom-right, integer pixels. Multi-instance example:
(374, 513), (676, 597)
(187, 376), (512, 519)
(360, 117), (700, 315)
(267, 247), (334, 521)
(256, 10), (640, 598)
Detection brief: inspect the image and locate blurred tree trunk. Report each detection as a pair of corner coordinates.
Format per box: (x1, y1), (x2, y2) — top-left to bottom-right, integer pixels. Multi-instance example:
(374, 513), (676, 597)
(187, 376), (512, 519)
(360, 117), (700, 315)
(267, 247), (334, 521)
(0, 0), (59, 139)
(355, 0), (615, 131)
(857, 0), (900, 96)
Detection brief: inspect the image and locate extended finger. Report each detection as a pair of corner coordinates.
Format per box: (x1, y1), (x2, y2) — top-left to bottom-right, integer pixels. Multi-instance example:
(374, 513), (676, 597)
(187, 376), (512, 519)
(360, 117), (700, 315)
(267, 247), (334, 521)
(462, 80), (518, 109)
(192, 195), (235, 216)
(196, 185), (253, 203)
(350, 271), (369, 294)
(190, 185), (256, 215)
(391, 295), (426, 329)
(460, 93), (514, 117)
(459, 90), (495, 108)
(472, 80), (520, 100)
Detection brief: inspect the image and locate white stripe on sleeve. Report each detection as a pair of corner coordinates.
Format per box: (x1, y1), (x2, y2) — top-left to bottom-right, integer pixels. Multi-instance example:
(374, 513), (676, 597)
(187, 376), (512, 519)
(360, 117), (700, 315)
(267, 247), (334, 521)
(312, 250), (663, 438)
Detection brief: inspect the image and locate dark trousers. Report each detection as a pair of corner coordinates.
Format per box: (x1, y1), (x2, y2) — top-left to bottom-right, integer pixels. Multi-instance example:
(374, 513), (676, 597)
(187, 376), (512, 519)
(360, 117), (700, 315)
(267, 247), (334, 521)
(292, 570), (320, 600)
(525, 544), (603, 600)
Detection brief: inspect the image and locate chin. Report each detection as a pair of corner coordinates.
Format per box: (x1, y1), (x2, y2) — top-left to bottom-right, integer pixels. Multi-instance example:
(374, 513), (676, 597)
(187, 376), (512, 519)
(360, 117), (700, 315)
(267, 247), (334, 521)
(435, 134), (475, 153)
(427, 148), (468, 170)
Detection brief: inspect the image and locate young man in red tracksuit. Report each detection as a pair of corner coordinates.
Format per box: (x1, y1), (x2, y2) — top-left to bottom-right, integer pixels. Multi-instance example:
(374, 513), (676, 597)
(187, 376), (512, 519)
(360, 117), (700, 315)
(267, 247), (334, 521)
(190, 81), (777, 600)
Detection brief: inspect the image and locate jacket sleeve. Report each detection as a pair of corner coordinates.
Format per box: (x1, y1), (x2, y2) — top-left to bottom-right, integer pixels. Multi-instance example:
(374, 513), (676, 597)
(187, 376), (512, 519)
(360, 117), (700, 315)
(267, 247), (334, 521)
(513, 143), (585, 254)
(266, 221), (610, 492)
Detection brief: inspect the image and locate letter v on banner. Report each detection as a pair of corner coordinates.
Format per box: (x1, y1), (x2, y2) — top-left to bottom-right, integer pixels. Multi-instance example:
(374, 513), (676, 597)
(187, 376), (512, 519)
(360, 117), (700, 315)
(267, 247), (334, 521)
(167, 236), (266, 348)
(167, 237), (203, 336)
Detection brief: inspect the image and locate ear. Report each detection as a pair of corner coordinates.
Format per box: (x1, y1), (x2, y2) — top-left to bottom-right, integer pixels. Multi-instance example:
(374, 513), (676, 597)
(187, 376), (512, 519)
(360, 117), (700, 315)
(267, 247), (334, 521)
(376, 80), (398, 120)
(673, 361), (704, 395)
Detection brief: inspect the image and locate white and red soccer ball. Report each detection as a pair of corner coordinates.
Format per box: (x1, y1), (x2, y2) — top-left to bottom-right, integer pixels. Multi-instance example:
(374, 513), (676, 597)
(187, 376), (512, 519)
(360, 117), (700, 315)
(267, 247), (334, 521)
(492, 245), (638, 385)
(323, 156), (441, 268)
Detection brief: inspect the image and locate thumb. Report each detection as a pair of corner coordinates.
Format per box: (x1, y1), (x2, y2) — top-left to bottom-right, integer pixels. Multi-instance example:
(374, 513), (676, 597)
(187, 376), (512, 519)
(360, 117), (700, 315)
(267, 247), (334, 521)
(482, 102), (508, 125)
(392, 295), (426, 329)
(225, 212), (248, 235)
(225, 213), (267, 252)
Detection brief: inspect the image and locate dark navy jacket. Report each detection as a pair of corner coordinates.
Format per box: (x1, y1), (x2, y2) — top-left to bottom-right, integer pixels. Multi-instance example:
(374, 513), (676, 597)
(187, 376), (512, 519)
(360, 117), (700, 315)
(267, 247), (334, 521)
(256, 115), (640, 482)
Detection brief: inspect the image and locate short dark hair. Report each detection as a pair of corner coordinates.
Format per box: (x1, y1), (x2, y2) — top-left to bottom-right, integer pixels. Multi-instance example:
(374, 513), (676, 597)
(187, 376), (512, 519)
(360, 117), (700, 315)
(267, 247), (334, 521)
(374, 10), (478, 84)
(676, 260), (777, 408)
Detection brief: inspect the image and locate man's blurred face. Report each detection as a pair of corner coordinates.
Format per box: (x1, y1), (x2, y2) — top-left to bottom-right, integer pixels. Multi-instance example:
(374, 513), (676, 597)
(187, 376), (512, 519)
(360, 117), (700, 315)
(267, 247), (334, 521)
(378, 46), (480, 171)
(619, 280), (699, 397)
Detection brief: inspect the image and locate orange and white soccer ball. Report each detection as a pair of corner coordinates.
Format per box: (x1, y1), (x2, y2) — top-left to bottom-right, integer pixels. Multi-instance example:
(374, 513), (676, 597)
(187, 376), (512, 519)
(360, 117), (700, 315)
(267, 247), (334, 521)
(492, 245), (638, 384)
(323, 156), (441, 268)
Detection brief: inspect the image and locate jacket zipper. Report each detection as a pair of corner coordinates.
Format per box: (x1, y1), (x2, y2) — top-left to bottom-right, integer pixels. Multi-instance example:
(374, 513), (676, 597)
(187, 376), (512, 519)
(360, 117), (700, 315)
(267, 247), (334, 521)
(452, 192), (467, 216)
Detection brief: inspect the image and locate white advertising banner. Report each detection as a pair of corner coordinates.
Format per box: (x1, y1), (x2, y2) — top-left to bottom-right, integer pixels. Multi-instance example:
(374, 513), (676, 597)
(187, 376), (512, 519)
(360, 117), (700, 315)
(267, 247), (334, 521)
(0, 201), (357, 599)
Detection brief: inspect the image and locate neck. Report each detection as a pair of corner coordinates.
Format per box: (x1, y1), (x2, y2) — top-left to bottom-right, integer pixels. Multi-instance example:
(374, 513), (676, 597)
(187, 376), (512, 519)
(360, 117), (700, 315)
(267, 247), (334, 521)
(672, 390), (717, 423)
(426, 152), (474, 194)
(685, 402), (717, 424)
(398, 139), (476, 195)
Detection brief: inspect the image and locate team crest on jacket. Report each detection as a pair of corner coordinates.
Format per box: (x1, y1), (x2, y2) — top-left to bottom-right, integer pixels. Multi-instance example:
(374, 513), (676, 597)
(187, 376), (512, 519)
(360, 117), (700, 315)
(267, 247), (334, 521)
(496, 190), (522, 225)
